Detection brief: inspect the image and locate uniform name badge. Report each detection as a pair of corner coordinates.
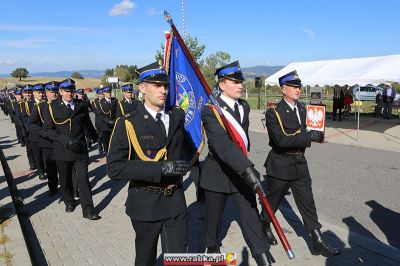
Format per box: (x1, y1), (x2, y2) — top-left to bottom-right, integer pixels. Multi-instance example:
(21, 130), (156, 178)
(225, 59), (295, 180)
(306, 105), (325, 132)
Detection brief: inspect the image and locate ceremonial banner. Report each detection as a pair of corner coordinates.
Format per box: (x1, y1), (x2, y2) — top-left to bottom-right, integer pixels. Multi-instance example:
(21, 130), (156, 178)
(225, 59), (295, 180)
(306, 105), (326, 132)
(164, 33), (209, 163)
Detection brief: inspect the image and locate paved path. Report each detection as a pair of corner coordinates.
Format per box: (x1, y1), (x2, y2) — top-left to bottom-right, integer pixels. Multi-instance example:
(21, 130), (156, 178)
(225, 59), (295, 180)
(1, 112), (400, 265)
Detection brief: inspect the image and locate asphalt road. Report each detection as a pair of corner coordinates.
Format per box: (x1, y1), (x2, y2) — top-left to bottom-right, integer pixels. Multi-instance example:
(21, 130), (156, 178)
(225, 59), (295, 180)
(248, 131), (400, 250)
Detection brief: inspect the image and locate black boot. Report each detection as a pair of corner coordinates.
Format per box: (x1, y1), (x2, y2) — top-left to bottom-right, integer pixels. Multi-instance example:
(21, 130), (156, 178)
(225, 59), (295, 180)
(310, 229), (341, 257)
(253, 252), (270, 266)
(264, 225), (278, 246)
(206, 246), (220, 253)
(38, 171), (46, 180)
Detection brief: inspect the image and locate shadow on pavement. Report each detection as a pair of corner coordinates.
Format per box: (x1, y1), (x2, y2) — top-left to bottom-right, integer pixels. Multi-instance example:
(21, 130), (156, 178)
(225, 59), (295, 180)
(13, 172), (38, 185)
(5, 154), (20, 161)
(17, 174), (61, 216)
(0, 138), (18, 149)
(365, 200), (400, 249)
(275, 198), (400, 265)
(89, 163), (107, 189)
(93, 179), (128, 214)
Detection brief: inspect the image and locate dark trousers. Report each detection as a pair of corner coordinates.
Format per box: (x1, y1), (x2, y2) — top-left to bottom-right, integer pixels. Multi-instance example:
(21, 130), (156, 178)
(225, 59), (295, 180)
(383, 102), (393, 119)
(15, 123), (24, 143)
(204, 189), (268, 256)
(42, 148), (58, 192)
(101, 131), (111, 153)
(131, 211), (187, 266)
(72, 167), (79, 195)
(262, 175), (321, 232)
(332, 99), (343, 120)
(24, 137), (35, 168)
(31, 141), (44, 173)
(96, 128), (103, 152)
(56, 159), (94, 214)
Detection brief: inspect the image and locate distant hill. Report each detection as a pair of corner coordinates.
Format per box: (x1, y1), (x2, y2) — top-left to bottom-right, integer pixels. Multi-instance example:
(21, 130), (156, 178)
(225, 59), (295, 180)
(241, 65), (284, 79)
(0, 70), (105, 78)
(30, 70), (105, 78)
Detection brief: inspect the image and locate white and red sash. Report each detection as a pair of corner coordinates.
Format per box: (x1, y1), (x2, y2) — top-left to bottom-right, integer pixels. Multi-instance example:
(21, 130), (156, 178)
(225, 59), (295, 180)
(211, 105), (249, 156)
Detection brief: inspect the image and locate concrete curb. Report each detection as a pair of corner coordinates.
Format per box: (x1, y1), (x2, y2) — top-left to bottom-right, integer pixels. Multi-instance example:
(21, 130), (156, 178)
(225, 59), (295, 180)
(0, 148), (33, 266)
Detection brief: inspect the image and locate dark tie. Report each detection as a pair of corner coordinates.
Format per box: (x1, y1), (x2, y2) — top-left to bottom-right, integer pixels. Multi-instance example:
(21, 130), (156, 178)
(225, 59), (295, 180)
(156, 113), (167, 138)
(67, 103), (72, 110)
(293, 107), (300, 124)
(234, 102), (241, 124)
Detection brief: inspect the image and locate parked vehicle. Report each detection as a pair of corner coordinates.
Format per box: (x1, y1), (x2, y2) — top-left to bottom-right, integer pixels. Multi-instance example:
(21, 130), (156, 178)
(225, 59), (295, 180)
(352, 85), (383, 101)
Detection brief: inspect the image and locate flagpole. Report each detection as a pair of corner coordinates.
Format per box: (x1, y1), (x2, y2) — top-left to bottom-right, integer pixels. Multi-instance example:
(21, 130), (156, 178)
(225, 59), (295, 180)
(164, 10), (295, 260)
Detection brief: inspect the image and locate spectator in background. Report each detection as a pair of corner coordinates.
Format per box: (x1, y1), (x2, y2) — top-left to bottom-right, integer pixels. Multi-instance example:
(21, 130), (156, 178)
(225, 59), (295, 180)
(332, 85), (344, 121)
(375, 90), (383, 116)
(382, 83), (396, 119)
(343, 85), (353, 116)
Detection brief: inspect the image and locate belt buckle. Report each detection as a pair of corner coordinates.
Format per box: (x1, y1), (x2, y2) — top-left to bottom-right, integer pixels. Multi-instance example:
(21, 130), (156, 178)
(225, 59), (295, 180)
(164, 185), (176, 196)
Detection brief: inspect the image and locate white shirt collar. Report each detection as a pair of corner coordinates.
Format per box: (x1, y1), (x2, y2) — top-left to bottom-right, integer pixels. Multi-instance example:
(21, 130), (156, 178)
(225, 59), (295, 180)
(220, 93), (239, 110)
(105, 97), (111, 103)
(124, 97), (132, 103)
(62, 99), (74, 107)
(283, 99), (298, 110)
(144, 103), (165, 121)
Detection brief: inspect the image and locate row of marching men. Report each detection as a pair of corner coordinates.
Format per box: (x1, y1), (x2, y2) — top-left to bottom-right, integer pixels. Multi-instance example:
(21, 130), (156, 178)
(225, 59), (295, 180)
(90, 84), (139, 157)
(1, 80), (141, 221)
(2, 80), (102, 220)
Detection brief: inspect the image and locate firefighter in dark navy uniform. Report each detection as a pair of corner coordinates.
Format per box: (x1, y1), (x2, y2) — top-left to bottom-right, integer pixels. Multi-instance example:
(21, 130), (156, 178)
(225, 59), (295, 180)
(262, 70), (340, 257)
(16, 85), (36, 169)
(115, 83), (140, 117)
(97, 86), (117, 155)
(91, 88), (105, 155)
(28, 81), (60, 196)
(42, 78), (99, 220)
(107, 62), (190, 266)
(199, 61), (270, 266)
(9, 89), (25, 145)
(28, 83), (46, 180)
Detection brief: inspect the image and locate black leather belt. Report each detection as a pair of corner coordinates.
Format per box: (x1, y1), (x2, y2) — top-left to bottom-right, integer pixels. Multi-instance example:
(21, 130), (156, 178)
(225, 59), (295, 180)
(131, 184), (178, 196)
(273, 149), (304, 159)
(279, 151), (304, 159)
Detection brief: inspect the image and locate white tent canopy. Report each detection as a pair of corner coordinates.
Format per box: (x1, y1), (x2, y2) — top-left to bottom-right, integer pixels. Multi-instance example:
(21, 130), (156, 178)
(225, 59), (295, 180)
(265, 54), (400, 87)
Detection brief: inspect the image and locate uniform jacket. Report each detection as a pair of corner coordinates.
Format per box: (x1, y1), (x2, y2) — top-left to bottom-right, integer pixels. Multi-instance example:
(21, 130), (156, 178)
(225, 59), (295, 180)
(115, 98), (140, 117)
(264, 100), (312, 180)
(91, 98), (102, 128)
(42, 98), (97, 161)
(107, 104), (187, 221)
(95, 98), (117, 131)
(27, 100), (44, 143)
(199, 96), (253, 194)
(28, 101), (53, 149)
(15, 100), (30, 136)
(8, 99), (18, 123)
